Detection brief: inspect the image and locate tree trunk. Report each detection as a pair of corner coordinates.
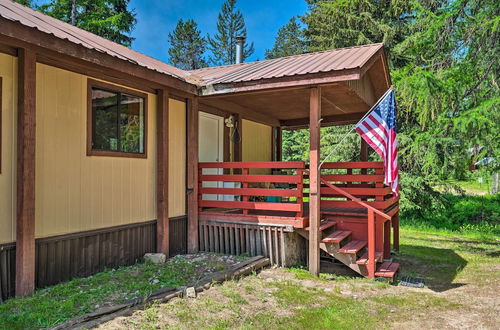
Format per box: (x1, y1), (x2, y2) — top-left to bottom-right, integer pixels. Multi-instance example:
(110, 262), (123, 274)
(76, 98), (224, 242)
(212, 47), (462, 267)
(70, 0), (76, 25)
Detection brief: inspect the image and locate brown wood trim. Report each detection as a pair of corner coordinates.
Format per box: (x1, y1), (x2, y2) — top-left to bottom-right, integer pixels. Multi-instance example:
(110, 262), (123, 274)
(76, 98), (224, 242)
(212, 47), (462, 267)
(200, 69), (361, 96)
(280, 112), (365, 129)
(156, 89), (169, 255)
(86, 78), (149, 158)
(0, 43), (17, 56)
(0, 18), (197, 95)
(0, 76), (2, 174)
(16, 48), (36, 297)
(186, 97), (199, 253)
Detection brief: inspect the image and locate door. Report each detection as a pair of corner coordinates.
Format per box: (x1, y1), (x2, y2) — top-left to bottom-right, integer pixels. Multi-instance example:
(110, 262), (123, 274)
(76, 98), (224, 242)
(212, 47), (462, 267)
(199, 112), (224, 201)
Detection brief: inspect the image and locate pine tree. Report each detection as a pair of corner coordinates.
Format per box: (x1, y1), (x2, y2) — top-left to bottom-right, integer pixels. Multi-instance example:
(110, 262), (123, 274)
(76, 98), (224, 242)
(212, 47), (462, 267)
(207, 0), (254, 65)
(265, 17), (305, 59)
(14, 0), (33, 6)
(38, 0), (137, 46)
(167, 19), (207, 70)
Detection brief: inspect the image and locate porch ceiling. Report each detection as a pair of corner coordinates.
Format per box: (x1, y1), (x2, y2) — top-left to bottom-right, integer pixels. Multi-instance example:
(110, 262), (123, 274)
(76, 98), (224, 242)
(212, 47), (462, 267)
(201, 82), (372, 129)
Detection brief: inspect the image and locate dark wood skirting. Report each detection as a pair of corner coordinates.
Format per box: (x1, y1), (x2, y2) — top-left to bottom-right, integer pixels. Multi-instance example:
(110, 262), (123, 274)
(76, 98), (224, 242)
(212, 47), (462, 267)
(0, 243), (16, 302)
(0, 216), (188, 301)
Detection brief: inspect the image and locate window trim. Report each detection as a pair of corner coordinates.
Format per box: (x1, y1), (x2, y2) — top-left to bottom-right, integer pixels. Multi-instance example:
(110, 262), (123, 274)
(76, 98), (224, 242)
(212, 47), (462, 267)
(87, 78), (148, 158)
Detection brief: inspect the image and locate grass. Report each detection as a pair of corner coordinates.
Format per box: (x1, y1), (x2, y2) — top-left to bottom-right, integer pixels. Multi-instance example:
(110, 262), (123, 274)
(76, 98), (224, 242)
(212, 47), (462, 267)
(101, 227), (499, 329)
(0, 254), (235, 330)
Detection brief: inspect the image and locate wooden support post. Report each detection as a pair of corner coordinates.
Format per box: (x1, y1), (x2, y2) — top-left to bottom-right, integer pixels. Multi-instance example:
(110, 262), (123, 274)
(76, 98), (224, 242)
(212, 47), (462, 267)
(156, 89), (169, 256)
(308, 87), (321, 276)
(273, 127), (282, 161)
(187, 97), (199, 253)
(16, 48), (36, 297)
(360, 139), (368, 176)
(384, 219), (391, 260)
(367, 209), (376, 279)
(393, 211), (400, 251)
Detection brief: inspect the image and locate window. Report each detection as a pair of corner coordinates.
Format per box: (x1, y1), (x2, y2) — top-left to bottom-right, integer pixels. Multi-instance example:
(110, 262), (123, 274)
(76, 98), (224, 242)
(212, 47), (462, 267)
(87, 79), (147, 158)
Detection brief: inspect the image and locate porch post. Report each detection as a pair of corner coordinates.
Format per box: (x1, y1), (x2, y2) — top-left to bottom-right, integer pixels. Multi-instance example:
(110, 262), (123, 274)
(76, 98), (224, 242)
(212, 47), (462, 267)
(156, 89), (169, 256)
(16, 48), (36, 297)
(308, 87), (321, 276)
(187, 96), (199, 253)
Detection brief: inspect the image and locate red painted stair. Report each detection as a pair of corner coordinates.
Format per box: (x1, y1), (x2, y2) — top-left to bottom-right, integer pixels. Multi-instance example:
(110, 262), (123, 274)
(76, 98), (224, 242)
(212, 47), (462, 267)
(322, 230), (351, 244)
(338, 240), (367, 254)
(356, 251), (383, 265)
(375, 261), (400, 278)
(305, 219), (337, 232)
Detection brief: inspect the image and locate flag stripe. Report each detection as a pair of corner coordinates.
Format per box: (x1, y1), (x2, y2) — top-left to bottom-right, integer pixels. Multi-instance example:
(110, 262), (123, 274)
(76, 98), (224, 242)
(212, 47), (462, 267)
(355, 90), (399, 195)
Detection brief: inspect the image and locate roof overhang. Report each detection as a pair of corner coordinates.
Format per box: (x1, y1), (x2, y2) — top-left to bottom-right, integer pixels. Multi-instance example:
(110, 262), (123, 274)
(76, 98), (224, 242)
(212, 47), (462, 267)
(0, 16), (198, 96)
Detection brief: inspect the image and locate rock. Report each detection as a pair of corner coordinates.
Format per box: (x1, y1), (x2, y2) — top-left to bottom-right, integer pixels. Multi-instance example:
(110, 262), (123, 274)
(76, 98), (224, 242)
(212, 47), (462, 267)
(144, 253), (166, 264)
(186, 287), (196, 298)
(192, 257), (206, 262)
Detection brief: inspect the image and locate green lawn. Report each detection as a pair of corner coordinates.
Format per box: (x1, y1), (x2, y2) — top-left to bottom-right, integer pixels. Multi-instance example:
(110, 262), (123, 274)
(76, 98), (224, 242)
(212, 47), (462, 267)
(100, 228), (499, 329)
(1, 228), (498, 329)
(0, 254), (240, 329)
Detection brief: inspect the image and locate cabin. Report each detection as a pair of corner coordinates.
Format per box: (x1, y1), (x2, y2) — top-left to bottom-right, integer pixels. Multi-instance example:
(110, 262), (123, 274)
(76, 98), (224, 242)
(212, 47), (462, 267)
(0, 0), (399, 300)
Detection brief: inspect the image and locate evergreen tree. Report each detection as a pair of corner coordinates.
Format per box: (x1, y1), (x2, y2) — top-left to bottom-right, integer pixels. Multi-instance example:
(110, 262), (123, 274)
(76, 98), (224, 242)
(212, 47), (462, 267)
(167, 19), (207, 70)
(265, 17), (305, 59)
(38, 0), (137, 46)
(207, 0), (254, 65)
(14, 0), (33, 6)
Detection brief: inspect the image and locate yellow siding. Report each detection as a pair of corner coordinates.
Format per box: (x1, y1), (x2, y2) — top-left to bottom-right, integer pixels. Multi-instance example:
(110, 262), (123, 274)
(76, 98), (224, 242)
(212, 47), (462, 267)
(242, 119), (272, 174)
(35, 64), (157, 238)
(0, 53), (17, 244)
(168, 98), (186, 217)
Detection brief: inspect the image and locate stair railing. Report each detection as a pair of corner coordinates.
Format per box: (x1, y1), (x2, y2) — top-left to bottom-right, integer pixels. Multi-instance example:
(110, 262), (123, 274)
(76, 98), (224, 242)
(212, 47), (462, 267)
(305, 169), (391, 278)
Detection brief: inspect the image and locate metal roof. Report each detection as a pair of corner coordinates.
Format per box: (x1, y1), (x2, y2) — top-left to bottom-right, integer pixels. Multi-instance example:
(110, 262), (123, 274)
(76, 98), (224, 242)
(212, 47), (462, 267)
(0, 0), (188, 81)
(188, 43), (384, 85)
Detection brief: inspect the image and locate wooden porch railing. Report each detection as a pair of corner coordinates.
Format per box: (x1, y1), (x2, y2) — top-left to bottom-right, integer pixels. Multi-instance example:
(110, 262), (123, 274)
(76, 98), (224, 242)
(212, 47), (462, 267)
(317, 176), (391, 279)
(319, 162), (398, 211)
(198, 161), (306, 219)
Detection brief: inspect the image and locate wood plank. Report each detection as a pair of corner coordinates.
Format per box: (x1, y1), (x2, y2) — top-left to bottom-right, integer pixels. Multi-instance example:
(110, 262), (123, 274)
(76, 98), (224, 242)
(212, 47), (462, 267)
(199, 200), (301, 212)
(199, 161), (305, 169)
(322, 230), (352, 244)
(338, 240), (367, 254)
(156, 89), (169, 255)
(187, 97), (199, 253)
(16, 48), (36, 297)
(308, 87), (321, 276)
(320, 187), (392, 196)
(306, 219), (336, 232)
(321, 174), (385, 182)
(281, 112), (366, 129)
(321, 161), (383, 169)
(375, 261), (399, 278)
(200, 187), (302, 198)
(356, 251), (383, 265)
(200, 174), (302, 183)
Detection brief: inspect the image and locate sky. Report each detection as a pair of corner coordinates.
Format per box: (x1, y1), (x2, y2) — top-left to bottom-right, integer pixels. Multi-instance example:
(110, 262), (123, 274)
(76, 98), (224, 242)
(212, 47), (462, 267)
(129, 0), (309, 63)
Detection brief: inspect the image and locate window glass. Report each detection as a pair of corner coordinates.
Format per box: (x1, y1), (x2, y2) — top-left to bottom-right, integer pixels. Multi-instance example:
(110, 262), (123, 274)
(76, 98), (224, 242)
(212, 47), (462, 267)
(91, 87), (145, 154)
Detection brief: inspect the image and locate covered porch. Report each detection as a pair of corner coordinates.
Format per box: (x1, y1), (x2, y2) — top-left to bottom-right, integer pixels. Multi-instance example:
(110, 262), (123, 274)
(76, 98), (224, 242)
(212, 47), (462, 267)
(187, 44), (399, 278)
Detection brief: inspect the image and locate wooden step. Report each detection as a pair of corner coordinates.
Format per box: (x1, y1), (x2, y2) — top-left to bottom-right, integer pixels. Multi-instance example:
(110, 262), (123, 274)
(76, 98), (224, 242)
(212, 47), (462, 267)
(375, 262), (400, 278)
(322, 230), (351, 244)
(338, 240), (367, 254)
(356, 251), (383, 265)
(305, 219), (336, 231)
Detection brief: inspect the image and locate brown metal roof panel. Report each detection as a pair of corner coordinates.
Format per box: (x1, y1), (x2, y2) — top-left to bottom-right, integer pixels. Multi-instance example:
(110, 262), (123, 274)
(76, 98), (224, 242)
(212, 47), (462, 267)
(0, 0), (188, 80)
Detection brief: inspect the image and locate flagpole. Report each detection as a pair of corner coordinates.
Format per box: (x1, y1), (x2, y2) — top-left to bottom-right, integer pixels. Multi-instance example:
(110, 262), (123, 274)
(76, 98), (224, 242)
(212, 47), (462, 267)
(318, 87), (393, 169)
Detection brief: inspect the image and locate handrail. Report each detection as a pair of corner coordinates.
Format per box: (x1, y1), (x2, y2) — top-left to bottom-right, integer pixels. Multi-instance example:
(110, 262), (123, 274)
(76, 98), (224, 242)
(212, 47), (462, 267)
(305, 169), (391, 279)
(314, 173), (391, 220)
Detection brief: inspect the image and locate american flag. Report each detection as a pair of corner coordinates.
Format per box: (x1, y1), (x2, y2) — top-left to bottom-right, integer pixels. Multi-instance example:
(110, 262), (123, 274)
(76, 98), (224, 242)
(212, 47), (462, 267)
(355, 89), (399, 195)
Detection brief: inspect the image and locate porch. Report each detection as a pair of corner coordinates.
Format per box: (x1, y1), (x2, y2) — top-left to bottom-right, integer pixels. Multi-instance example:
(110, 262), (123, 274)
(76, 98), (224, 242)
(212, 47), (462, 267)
(197, 160), (400, 278)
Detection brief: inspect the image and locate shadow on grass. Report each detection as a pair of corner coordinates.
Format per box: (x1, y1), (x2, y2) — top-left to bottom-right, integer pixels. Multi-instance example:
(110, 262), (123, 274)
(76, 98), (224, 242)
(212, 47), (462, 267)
(395, 244), (467, 292)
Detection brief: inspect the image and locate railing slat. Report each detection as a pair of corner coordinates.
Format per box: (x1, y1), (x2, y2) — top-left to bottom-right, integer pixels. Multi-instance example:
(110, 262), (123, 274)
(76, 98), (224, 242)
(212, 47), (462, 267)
(199, 200), (301, 212)
(321, 161), (384, 169)
(200, 187), (302, 197)
(199, 161), (305, 169)
(200, 174), (302, 183)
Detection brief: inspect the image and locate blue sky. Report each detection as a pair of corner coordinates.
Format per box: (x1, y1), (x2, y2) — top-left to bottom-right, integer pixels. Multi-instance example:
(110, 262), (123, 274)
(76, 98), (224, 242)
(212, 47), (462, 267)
(129, 0), (308, 63)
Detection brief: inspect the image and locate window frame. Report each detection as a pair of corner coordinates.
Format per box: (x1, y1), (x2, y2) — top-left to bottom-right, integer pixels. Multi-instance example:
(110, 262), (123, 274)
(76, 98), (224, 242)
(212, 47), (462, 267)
(87, 78), (148, 158)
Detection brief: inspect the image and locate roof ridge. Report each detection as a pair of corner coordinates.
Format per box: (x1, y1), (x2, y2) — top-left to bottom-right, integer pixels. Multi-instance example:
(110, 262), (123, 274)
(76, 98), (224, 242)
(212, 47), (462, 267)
(189, 43), (383, 73)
